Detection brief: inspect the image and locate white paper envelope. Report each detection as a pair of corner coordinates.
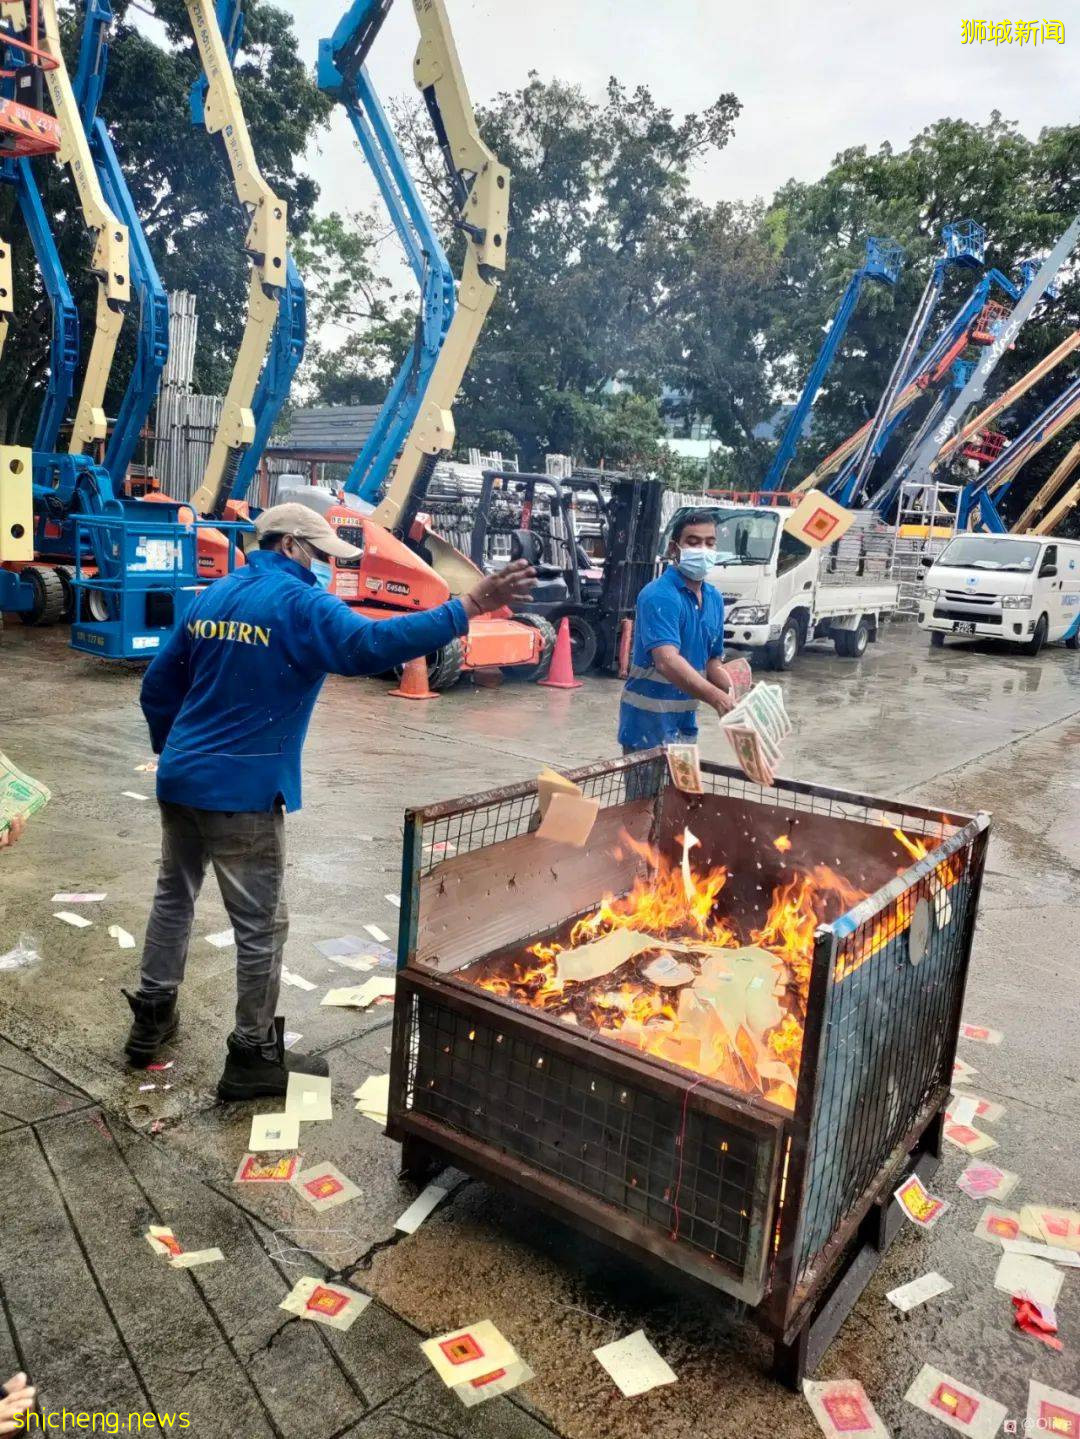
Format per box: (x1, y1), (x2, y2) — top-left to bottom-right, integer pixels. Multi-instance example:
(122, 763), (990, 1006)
(285, 1072), (333, 1123)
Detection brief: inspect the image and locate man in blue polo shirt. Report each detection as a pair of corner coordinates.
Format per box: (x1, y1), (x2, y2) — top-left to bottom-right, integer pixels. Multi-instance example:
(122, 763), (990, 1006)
(619, 509), (733, 761)
(125, 502), (535, 1100)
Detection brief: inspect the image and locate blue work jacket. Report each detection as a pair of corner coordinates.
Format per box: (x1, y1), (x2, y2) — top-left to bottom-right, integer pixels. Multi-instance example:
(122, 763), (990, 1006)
(618, 563), (725, 750)
(140, 550), (468, 812)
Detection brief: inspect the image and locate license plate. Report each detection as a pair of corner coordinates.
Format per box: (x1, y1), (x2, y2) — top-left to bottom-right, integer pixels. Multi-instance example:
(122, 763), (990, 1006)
(952, 621), (976, 635)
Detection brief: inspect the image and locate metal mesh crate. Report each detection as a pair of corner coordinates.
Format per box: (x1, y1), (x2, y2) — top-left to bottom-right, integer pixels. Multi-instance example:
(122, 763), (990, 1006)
(388, 753), (989, 1384)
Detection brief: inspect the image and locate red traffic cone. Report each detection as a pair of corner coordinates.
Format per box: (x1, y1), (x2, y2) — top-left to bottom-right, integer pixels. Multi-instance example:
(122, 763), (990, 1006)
(538, 616), (582, 689)
(390, 655), (439, 700)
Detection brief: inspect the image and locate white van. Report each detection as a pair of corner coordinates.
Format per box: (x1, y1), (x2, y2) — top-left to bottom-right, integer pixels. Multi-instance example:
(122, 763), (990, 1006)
(918, 533), (1080, 655)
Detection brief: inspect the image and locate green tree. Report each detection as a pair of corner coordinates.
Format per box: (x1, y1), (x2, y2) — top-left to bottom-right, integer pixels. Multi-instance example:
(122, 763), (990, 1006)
(293, 209), (416, 406)
(394, 73), (741, 468)
(0, 0), (329, 442)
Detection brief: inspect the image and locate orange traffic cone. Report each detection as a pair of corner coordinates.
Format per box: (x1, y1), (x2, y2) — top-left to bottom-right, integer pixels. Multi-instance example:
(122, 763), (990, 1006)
(390, 655), (439, 700)
(538, 616), (582, 689)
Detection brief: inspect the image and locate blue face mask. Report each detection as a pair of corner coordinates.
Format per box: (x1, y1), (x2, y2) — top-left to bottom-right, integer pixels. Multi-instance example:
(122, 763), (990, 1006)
(675, 545), (718, 582)
(309, 557), (332, 591)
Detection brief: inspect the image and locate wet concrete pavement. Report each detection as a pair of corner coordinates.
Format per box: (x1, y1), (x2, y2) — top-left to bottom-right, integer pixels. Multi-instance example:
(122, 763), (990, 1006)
(1, 619), (1078, 1437)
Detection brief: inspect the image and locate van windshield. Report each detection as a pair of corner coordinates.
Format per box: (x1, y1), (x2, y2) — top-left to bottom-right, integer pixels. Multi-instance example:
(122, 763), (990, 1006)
(935, 536), (1040, 573)
(710, 510), (779, 566)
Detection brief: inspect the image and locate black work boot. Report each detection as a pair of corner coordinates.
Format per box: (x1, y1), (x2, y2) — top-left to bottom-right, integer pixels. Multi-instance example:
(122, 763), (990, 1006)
(123, 988), (179, 1067)
(216, 1016), (329, 1102)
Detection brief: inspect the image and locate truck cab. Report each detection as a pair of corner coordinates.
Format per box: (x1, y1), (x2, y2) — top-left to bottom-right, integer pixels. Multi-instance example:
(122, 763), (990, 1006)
(660, 502), (897, 669)
(919, 533), (1080, 655)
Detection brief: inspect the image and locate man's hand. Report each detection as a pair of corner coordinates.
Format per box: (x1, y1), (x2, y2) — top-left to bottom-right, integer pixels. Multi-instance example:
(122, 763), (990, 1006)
(0, 1372), (35, 1435)
(709, 687), (735, 717)
(462, 560), (537, 619)
(0, 815), (26, 851)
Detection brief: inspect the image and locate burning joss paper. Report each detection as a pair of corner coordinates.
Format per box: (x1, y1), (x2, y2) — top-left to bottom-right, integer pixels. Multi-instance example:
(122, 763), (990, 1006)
(904, 1365), (1007, 1439)
(803, 1379), (891, 1439)
(894, 1174), (949, 1229)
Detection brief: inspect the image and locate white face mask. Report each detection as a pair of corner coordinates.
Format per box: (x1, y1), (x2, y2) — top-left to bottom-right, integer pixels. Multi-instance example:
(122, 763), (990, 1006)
(675, 546), (718, 581)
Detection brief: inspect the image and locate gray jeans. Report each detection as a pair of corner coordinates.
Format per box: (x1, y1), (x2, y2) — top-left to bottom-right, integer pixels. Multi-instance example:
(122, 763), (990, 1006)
(137, 802), (288, 1054)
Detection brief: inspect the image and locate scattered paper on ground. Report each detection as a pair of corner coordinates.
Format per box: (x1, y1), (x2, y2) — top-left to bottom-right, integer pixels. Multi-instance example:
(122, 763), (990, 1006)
(248, 1113), (300, 1152)
(959, 1021), (1002, 1044)
(537, 767), (581, 818)
(994, 1251), (1064, 1309)
(54, 911), (92, 929)
(1020, 1204), (1080, 1250)
(108, 924), (136, 949)
(1013, 1295), (1061, 1350)
(956, 1162), (1017, 1201)
(395, 1183), (449, 1235)
(363, 922), (390, 944)
(973, 1207), (1021, 1245)
(51, 893), (105, 904)
(886, 1272), (953, 1313)
(281, 968), (316, 991)
(169, 1248), (224, 1269)
(354, 1074), (390, 1124)
(234, 1153), (300, 1184)
(970, 1095), (1004, 1124)
(322, 977), (396, 1009)
(134, 761), (158, 773)
(555, 929), (655, 985)
(1027, 1381), (1080, 1437)
(1000, 1237), (1080, 1268)
(894, 1173), (949, 1229)
(942, 1120), (997, 1155)
(282, 1031), (302, 1050)
(291, 1162), (362, 1212)
(803, 1378), (891, 1437)
(904, 1364), (1007, 1439)
(204, 928), (234, 948)
(122, 791), (149, 802)
(385, 893), (401, 908)
(536, 790), (600, 847)
(422, 1320), (517, 1388)
(314, 935), (369, 958)
(145, 1225), (183, 1259)
(280, 1276), (371, 1331)
(454, 1359), (534, 1409)
(952, 1057), (977, 1085)
(593, 1329), (677, 1398)
(285, 1072), (332, 1123)
(147, 1060), (173, 1072)
(946, 1095), (978, 1127)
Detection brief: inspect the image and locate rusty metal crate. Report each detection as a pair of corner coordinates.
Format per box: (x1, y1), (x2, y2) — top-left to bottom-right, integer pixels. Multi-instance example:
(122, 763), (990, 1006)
(387, 752), (990, 1385)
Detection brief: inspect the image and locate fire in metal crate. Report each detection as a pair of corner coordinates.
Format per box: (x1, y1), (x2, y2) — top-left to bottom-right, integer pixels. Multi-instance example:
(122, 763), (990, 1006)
(387, 754), (990, 1386)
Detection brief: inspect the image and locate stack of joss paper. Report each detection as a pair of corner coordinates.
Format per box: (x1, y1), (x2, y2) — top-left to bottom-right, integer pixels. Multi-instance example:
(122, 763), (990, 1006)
(720, 682), (790, 786)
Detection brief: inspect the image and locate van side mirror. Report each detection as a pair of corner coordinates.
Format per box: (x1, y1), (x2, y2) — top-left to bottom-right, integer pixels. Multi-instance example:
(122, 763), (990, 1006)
(1040, 563), (1057, 578)
(919, 555), (934, 568)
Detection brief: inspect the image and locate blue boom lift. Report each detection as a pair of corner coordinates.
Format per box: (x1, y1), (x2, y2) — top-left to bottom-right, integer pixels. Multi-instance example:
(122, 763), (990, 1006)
(760, 236), (903, 493)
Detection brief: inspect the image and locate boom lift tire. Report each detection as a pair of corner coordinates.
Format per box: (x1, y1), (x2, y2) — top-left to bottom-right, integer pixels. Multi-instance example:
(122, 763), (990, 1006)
(18, 565), (65, 626)
(835, 618), (870, 658)
(1019, 612), (1048, 658)
(54, 564), (77, 623)
(390, 636), (465, 691)
(501, 612), (556, 681)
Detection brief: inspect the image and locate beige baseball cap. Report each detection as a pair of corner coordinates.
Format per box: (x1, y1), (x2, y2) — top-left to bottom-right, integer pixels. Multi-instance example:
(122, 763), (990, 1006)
(253, 501), (362, 560)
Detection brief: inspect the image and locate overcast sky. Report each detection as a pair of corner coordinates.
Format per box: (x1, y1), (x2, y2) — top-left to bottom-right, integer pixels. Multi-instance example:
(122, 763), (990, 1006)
(279, 0), (1075, 223)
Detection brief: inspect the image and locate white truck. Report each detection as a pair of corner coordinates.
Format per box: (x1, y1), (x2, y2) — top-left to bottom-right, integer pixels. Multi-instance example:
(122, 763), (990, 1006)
(664, 501), (899, 670)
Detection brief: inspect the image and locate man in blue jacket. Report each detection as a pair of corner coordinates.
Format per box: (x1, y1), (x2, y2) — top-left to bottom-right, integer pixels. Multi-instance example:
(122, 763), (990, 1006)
(126, 502), (535, 1100)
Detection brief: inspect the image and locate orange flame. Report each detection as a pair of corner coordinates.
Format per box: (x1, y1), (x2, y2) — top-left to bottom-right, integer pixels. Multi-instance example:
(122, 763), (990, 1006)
(773, 834), (792, 853)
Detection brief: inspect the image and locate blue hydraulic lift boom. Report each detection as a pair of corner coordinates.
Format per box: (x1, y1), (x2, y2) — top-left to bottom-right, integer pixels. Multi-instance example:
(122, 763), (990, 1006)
(319, 1), (455, 507)
(760, 236), (903, 493)
(72, 0), (169, 489)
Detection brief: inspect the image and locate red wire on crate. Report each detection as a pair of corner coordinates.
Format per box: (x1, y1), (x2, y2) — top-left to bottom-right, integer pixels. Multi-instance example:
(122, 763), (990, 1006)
(669, 1076), (709, 1242)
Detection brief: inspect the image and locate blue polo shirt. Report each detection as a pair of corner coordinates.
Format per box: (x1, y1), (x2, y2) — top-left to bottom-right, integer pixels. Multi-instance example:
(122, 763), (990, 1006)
(618, 564), (725, 750)
(140, 550), (468, 813)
